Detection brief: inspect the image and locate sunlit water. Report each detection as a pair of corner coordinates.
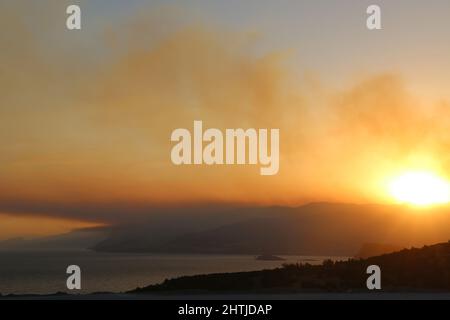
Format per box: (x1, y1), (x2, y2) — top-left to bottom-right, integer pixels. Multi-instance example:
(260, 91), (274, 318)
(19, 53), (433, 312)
(0, 250), (347, 295)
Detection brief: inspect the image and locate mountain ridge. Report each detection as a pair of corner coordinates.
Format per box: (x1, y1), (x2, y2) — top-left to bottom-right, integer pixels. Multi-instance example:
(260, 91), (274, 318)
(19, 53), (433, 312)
(3, 202), (450, 256)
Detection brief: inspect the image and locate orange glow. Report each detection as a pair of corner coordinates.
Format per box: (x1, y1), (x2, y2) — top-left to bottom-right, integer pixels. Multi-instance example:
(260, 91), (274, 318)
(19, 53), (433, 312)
(388, 171), (450, 206)
(2, 1), (450, 236)
(0, 213), (102, 241)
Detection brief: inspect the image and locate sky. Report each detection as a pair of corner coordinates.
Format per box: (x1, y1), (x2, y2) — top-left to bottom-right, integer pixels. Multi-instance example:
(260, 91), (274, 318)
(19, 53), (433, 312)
(2, 0), (450, 239)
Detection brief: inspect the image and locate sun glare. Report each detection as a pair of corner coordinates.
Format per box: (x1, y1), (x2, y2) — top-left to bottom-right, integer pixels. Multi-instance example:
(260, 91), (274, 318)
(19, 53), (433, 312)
(389, 171), (450, 206)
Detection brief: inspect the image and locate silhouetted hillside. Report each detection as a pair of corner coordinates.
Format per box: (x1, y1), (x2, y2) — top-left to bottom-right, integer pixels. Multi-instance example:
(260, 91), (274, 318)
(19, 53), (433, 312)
(131, 241), (450, 293)
(4, 203), (450, 257)
(95, 203), (450, 256)
(355, 243), (404, 259)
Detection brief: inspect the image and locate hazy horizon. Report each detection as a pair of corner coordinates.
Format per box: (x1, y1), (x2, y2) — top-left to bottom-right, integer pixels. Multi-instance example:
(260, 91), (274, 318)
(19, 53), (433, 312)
(3, 1), (450, 241)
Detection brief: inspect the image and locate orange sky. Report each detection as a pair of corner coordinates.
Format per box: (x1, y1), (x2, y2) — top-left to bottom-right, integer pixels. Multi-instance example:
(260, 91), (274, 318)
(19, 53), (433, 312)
(2, 1), (450, 238)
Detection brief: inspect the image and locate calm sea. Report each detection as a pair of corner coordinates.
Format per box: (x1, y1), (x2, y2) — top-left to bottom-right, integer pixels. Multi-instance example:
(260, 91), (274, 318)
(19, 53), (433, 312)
(0, 250), (347, 295)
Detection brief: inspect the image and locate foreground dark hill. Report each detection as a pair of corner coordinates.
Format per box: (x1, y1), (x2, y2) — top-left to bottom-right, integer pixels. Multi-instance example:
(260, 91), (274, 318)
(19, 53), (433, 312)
(131, 241), (450, 293)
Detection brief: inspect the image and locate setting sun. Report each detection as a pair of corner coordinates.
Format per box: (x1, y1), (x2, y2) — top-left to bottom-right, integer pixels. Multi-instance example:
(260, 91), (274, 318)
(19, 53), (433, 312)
(389, 171), (450, 206)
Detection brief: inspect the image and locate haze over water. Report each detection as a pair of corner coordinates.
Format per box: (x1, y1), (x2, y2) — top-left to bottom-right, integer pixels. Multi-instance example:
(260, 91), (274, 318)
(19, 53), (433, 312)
(0, 250), (345, 295)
